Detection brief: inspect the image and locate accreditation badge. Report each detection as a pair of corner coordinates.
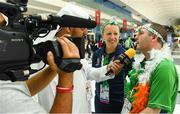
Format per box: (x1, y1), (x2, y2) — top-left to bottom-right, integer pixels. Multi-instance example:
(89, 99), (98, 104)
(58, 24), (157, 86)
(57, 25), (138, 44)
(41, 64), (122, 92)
(99, 81), (109, 104)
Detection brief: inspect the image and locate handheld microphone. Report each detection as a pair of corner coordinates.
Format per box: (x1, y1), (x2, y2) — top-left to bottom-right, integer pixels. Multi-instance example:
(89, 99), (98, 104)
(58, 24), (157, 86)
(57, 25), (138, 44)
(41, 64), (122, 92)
(105, 48), (136, 76)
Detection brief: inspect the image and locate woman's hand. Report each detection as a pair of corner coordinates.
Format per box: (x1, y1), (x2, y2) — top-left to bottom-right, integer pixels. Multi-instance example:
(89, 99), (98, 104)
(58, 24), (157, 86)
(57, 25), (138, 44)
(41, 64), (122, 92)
(107, 60), (124, 75)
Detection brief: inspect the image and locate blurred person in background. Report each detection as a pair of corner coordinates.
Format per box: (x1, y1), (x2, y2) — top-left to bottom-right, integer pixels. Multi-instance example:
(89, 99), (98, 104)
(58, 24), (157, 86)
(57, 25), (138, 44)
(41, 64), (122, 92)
(86, 40), (92, 59)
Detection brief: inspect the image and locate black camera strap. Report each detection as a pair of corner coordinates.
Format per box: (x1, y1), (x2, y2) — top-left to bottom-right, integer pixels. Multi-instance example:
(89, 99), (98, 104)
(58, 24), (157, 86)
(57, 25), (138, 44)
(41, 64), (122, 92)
(0, 73), (11, 80)
(0, 70), (29, 82)
(57, 58), (82, 72)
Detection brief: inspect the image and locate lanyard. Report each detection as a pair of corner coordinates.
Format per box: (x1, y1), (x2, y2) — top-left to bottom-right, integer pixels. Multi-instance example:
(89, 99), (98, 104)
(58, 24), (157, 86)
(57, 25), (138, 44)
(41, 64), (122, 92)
(101, 54), (114, 87)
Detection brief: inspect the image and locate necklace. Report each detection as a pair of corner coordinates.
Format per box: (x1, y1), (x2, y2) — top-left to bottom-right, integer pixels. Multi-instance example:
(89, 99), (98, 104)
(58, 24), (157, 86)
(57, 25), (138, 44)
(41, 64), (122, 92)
(125, 44), (173, 113)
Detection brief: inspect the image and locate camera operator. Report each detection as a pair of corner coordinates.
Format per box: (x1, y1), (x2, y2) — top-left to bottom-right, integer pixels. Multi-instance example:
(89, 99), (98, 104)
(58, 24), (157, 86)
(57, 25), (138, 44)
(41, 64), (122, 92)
(0, 12), (77, 113)
(37, 3), (123, 114)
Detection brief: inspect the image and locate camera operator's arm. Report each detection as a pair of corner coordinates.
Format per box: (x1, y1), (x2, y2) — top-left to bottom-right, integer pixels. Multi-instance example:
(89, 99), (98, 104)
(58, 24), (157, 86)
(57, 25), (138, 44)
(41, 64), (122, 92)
(49, 37), (79, 113)
(27, 36), (79, 113)
(26, 66), (56, 96)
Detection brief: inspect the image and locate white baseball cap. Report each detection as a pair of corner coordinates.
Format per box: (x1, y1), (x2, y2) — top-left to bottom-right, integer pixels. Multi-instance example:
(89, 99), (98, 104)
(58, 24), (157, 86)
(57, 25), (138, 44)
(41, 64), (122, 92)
(57, 2), (90, 19)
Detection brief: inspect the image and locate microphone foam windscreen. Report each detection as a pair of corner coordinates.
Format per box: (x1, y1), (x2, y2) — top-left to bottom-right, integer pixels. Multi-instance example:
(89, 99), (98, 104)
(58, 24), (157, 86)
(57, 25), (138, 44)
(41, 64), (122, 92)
(60, 15), (96, 28)
(125, 48), (136, 59)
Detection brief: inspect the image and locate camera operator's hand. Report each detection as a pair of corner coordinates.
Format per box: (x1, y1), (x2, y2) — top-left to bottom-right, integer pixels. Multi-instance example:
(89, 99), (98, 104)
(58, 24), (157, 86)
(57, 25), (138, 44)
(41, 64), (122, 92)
(59, 34), (80, 59)
(47, 34), (80, 73)
(0, 13), (7, 27)
(48, 35), (79, 113)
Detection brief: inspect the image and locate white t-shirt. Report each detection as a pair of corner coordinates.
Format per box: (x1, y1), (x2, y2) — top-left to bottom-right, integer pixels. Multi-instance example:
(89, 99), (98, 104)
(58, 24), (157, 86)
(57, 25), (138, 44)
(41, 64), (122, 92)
(38, 59), (113, 113)
(0, 80), (47, 113)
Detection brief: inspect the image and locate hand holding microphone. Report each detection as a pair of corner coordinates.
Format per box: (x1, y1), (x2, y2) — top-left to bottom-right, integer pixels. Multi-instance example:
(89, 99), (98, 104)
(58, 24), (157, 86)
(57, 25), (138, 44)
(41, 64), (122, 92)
(107, 60), (124, 76)
(105, 48), (136, 76)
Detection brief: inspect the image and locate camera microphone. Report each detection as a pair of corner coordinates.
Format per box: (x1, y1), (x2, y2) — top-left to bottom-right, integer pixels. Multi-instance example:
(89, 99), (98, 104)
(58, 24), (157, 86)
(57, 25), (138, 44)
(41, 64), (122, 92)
(30, 14), (96, 28)
(60, 15), (96, 28)
(105, 48), (136, 76)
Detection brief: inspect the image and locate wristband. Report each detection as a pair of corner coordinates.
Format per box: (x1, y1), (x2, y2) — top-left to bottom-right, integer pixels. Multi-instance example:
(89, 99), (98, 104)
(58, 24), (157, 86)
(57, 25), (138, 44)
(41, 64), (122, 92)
(56, 85), (74, 93)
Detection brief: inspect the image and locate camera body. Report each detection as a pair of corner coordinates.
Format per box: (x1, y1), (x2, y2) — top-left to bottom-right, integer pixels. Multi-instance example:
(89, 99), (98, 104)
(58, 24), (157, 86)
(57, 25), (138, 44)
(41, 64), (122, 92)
(0, 29), (31, 70)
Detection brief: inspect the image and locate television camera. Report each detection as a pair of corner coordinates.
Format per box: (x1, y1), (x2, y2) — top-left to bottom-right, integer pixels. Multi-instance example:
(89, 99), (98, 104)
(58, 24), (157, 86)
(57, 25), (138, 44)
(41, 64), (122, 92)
(0, 0), (96, 81)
